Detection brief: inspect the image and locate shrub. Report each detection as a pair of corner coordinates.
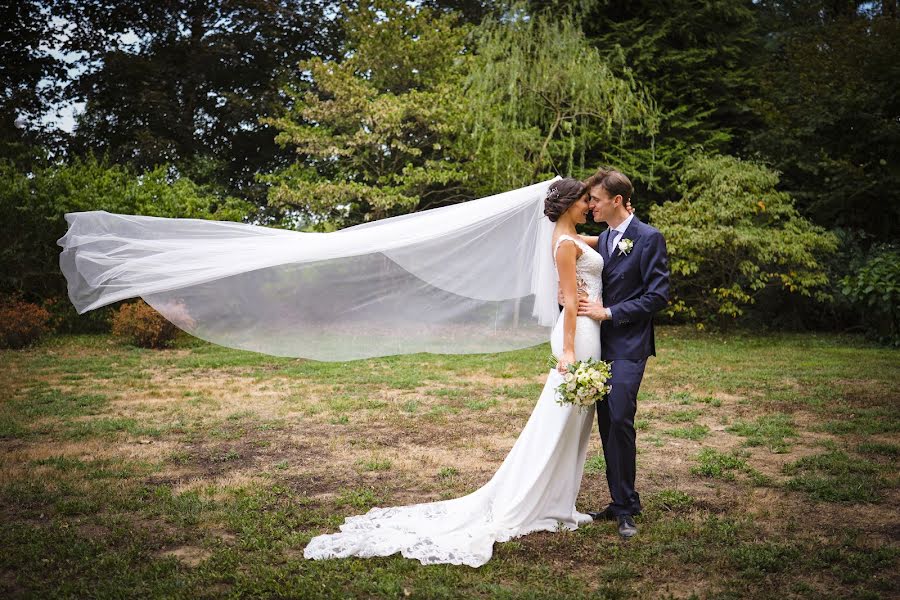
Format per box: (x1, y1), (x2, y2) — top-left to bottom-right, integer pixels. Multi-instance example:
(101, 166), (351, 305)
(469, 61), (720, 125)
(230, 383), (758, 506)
(41, 295), (114, 334)
(650, 154), (838, 327)
(841, 244), (900, 346)
(111, 300), (179, 348)
(0, 296), (51, 349)
(0, 154), (255, 333)
(745, 226), (863, 332)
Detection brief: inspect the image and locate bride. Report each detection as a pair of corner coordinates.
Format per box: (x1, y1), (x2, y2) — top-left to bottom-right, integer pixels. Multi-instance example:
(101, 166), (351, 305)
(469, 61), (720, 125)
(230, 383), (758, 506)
(303, 178), (607, 567)
(56, 175), (631, 568)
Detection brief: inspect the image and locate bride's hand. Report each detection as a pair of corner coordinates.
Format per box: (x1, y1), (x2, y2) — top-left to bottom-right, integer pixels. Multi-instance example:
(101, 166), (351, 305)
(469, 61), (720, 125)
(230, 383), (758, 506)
(626, 198), (635, 215)
(557, 350), (576, 373)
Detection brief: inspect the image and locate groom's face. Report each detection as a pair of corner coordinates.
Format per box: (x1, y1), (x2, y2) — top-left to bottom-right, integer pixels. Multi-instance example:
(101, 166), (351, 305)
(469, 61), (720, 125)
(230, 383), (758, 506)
(588, 185), (619, 223)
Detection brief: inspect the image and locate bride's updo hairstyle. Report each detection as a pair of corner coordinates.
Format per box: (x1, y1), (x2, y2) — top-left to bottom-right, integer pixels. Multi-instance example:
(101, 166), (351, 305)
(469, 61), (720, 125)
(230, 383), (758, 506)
(543, 178), (586, 222)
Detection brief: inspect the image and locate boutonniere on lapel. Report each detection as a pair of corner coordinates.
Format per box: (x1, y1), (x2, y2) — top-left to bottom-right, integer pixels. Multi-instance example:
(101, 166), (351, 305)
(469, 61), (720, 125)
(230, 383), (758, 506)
(617, 238), (634, 256)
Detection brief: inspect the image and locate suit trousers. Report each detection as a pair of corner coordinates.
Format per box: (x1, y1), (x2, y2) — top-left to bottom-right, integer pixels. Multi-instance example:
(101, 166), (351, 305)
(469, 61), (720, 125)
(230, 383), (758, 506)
(596, 357), (647, 516)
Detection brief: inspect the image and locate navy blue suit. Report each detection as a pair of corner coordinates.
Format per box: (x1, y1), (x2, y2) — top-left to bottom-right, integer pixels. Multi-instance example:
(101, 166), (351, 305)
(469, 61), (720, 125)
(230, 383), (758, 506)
(597, 216), (670, 516)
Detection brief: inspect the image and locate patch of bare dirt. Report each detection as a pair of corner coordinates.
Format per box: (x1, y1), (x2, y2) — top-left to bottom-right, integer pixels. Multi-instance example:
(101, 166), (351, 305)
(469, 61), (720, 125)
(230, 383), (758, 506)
(0, 438), (182, 481)
(202, 526), (236, 544)
(103, 371), (302, 422)
(168, 469), (271, 500)
(157, 545), (212, 567)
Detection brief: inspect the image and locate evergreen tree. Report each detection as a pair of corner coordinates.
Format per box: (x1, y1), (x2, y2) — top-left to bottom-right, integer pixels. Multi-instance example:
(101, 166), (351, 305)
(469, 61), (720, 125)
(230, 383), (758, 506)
(557, 0), (762, 204)
(262, 0), (475, 227)
(264, 1), (658, 228)
(749, 1), (900, 239)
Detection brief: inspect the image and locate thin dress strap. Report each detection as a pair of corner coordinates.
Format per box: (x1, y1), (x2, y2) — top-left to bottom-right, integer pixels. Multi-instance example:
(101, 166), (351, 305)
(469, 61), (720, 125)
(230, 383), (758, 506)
(553, 234), (581, 263)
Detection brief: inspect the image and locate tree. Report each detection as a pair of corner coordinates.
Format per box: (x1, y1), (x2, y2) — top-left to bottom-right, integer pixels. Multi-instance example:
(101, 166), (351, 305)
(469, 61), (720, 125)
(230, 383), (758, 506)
(650, 154), (838, 326)
(262, 0), (475, 227)
(421, 0), (494, 24)
(566, 0), (762, 203)
(463, 4), (659, 193)
(748, 1), (900, 239)
(50, 0), (343, 214)
(0, 1), (66, 165)
(263, 1), (658, 228)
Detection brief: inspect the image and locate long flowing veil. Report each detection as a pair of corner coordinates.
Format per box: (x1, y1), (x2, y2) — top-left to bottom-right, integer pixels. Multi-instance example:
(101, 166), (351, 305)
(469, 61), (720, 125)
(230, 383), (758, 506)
(58, 177), (562, 361)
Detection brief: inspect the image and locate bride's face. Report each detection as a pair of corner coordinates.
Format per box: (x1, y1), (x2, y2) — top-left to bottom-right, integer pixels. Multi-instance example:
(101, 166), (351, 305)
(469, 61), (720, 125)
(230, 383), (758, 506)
(564, 195), (590, 225)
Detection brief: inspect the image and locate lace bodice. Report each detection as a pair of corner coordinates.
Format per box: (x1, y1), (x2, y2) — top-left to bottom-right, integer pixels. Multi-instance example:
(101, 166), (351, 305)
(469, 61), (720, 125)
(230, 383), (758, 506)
(553, 234), (604, 300)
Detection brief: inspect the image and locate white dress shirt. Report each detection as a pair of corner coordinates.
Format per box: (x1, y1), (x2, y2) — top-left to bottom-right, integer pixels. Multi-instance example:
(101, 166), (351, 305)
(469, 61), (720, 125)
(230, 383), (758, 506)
(607, 213), (635, 256)
(605, 213), (635, 321)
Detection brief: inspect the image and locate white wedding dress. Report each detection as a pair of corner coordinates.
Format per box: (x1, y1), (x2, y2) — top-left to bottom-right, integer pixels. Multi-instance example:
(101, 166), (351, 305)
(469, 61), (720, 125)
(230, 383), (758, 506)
(304, 235), (604, 567)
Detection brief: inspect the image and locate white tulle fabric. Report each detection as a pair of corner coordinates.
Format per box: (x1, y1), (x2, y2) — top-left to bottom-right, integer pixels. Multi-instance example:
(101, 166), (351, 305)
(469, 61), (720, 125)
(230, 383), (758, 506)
(303, 235), (603, 567)
(57, 178), (563, 361)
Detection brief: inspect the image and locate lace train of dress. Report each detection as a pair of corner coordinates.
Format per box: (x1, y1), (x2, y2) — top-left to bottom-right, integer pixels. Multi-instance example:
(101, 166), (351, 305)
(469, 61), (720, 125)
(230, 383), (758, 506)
(303, 235), (603, 567)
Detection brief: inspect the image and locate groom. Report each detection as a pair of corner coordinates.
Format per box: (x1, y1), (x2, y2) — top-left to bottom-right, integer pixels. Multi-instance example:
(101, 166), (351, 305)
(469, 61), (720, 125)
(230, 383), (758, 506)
(578, 168), (670, 539)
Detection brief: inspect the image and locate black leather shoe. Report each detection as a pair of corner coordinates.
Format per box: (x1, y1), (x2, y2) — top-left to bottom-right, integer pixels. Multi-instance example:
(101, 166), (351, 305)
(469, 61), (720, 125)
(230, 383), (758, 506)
(587, 507), (617, 521)
(617, 515), (637, 538)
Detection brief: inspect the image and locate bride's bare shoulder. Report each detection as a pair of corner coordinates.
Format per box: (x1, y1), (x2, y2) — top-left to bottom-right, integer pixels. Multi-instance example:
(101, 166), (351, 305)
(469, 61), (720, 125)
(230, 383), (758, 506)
(552, 234), (582, 260)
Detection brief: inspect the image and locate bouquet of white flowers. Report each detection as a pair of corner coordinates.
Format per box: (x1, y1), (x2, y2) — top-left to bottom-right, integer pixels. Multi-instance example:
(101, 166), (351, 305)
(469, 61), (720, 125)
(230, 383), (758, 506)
(547, 355), (613, 410)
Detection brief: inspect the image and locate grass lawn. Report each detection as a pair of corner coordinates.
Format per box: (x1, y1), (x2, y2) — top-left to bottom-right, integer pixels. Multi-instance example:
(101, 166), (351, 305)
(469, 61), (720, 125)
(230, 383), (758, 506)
(1, 326), (898, 598)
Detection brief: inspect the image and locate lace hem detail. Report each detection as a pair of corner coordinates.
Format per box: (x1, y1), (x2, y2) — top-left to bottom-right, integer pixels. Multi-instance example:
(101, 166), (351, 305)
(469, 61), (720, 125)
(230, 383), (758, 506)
(303, 250), (601, 568)
(303, 500), (592, 568)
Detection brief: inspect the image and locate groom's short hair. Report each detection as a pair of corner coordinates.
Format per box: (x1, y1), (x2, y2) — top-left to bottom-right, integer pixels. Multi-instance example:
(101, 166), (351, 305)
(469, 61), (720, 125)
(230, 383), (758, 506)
(586, 168), (633, 203)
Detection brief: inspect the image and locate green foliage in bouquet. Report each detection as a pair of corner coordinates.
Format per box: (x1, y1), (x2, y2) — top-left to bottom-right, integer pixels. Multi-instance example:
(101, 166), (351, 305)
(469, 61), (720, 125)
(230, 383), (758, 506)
(547, 355), (612, 410)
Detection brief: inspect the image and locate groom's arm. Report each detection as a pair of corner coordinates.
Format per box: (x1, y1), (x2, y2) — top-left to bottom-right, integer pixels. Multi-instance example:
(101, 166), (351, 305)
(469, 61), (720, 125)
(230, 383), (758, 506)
(607, 231), (670, 326)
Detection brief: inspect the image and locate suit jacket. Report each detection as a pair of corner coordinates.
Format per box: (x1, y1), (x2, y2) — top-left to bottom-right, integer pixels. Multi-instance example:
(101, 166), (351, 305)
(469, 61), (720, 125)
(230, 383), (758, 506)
(598, 217), (670, 360)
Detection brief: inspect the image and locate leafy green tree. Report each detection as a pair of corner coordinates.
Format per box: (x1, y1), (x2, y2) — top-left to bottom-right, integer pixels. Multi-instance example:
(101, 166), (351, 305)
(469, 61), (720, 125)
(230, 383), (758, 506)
(0, 1), (66, 164)
(262, 0), (474, 227)
(51, 0), (342, 213)
(464, 4), (659, 192)
(264, 1), (657, 227)
(1, 154), (252, 329)
(421, 0), (494, 23)
(650, 154), (838, 326)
